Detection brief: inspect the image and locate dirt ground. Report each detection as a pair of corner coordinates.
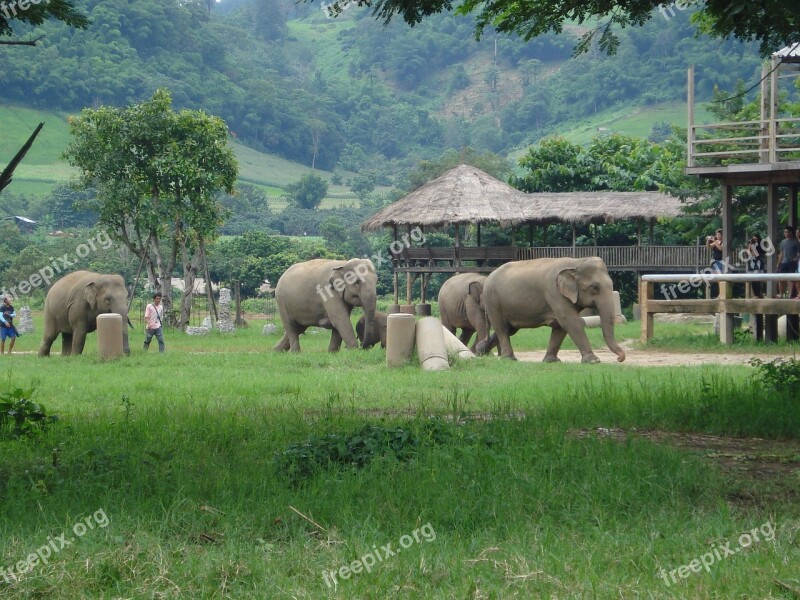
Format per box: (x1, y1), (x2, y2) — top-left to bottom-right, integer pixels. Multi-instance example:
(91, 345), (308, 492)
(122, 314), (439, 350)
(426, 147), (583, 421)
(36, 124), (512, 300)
(514, 339), (797, 367)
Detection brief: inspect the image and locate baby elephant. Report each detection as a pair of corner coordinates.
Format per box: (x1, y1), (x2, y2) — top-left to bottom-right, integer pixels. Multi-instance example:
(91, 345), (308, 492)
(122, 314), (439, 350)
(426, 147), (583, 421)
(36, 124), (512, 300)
(356, 311), (388, 349)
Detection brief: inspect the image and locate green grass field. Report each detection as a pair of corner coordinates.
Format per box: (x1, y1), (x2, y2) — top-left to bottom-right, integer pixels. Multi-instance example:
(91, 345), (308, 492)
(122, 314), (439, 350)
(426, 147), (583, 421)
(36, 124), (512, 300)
(1, 315), (798, 598)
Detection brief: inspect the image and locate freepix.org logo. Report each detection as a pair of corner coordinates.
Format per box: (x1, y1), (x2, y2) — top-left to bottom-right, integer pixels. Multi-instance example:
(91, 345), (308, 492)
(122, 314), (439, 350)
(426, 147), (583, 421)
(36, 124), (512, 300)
(0, 0), (49, 20)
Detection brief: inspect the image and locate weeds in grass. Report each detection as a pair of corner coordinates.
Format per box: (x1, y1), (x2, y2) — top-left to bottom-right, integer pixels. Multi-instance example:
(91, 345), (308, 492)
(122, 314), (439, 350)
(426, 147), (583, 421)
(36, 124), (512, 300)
(749, 357), (800, 395)
(0, 385), (57, 438)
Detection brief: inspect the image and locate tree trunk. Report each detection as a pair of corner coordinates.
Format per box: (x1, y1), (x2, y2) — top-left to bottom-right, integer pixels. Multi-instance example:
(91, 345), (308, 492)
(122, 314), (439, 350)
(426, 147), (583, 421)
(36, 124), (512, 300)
(177, 236), (204, 330)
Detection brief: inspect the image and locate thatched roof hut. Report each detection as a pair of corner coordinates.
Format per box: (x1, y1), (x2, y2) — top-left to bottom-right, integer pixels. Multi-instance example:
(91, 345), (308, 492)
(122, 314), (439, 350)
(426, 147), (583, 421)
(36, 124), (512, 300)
(361, 165), (687, 233)
(360, 164), (530, 232)
(517, 191), (686, 225)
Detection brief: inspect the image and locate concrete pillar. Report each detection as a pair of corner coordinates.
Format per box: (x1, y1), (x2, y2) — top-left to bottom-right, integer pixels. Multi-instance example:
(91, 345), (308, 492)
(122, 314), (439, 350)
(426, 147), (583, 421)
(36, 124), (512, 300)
(441, 326), (475, 360)
(415, 317), (449, 371)
(97, 313), (124, 360)
(386, 313), (415, 367)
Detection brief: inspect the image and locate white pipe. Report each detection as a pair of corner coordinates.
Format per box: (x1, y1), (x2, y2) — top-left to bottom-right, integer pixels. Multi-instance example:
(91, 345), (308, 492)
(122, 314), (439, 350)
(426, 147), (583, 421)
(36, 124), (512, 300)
(441, 325), (475, 360)
(415, 317), (449, 371)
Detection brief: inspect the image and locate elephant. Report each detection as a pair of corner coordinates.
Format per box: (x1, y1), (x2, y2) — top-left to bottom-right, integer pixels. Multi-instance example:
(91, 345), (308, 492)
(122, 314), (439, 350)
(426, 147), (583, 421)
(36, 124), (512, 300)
(437, 273), (496, 354)
(356, 311), (388, 349)
(39, 270), (131, 357)
(273, 258), (378, 353)
(477, 257), (626, 363)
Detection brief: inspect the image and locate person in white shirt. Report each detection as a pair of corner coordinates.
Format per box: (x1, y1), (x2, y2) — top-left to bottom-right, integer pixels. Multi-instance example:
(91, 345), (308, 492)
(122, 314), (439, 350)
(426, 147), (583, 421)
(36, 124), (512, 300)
(143, 293), (165, 353)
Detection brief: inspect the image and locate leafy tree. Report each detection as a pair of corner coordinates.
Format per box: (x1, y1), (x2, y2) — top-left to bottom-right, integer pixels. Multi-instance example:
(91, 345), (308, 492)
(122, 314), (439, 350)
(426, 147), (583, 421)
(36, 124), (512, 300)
(360, 0), (799, 57)
(350, 172), (377, 201)
(286, 174), (329, 210)
(0, 0), (87, 43)
(64, 89), (237, 328)
(320, 216), (372, 257)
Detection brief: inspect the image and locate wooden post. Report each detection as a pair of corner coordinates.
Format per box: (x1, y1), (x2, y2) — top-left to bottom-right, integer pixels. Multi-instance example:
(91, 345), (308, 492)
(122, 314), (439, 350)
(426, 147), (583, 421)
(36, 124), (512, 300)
(571, 224), (576, 249)
(477, 223), (481, 247)
(640, 278), (654, 344)
(234, 280), (245, 326)
(770, 56), (778, 164)
(718, 280), (734, 345)
(543, 225), (548, 246)
(528, 223), (534, 246)
(649, 219), (654, 245)
(790, 183), (799, 228)
(203, 246), (218, 323)
(511, 226), (516, 246)
(760, 63), (769, 163)
(721, 184), (733, 271)
(637, 219), (642, 246)
(454, 224), (461, 269)
(766, 183), (779, 342)
(392, 225), (399, 306)
(687, 65), (695, 167)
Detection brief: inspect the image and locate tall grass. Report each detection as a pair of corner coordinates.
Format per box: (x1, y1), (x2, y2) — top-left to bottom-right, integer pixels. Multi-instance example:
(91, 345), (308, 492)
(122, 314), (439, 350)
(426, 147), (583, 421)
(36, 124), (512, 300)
(0, 319), (798, 598)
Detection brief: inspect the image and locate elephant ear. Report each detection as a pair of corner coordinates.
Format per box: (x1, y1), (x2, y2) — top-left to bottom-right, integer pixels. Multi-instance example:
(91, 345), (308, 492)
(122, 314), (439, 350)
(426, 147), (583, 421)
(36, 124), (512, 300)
(468, 281), (484, 305)
(84, 281), (98, 310)
(328, 266), (346, 299)
(556, 269), (579, 304)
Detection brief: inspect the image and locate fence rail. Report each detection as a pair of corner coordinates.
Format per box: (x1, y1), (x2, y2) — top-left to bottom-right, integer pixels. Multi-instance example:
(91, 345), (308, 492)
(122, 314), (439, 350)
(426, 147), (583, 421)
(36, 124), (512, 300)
(688, 117), (800, 166)
(392, 245), (705, 273)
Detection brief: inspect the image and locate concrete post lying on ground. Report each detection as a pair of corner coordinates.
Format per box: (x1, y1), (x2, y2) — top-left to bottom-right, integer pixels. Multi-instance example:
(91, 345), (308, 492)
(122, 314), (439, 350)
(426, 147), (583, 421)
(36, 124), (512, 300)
(581, 315), (602, 328)
(441, 325), (475, 360)
(97, 313), (124, 360)
(415, 317), (449, 371)
(386, 313), (416, 367)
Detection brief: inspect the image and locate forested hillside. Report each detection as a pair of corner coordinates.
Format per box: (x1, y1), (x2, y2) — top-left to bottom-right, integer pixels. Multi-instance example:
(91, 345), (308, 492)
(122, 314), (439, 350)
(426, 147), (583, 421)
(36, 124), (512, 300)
(0, 0), (765, 179)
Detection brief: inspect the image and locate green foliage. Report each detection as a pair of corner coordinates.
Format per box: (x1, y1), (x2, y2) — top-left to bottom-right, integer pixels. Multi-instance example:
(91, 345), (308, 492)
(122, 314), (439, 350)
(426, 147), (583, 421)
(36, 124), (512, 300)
(0, 0), (87, 38)
(748, 357), (800, 395)
(0, 386), (56, 438)
(285, 174), (329, 210)
(274, 419), (456, 481)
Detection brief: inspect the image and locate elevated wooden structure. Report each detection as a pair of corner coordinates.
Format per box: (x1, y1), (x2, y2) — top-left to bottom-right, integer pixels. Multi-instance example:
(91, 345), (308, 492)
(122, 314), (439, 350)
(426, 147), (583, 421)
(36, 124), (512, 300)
(686, 44), (800, 300)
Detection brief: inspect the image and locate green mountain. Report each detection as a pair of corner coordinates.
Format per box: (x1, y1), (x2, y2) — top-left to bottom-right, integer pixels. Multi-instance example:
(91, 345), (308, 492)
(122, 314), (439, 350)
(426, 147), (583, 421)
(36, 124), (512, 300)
(0, 0), (765, 195)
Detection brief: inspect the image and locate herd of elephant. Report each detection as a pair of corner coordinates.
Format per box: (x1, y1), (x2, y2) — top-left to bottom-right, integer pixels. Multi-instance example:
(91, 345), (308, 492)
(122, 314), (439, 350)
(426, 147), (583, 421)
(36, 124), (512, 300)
(35, 256), (626, 363)
(272, 256), (626, 363)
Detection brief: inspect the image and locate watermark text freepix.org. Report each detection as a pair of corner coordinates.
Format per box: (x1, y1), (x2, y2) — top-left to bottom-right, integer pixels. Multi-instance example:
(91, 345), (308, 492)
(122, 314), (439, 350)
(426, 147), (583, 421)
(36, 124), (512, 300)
(659, 0), (702, 21)
(0, 508), (109, 583)
(660, 520), (775, 586)
(660, 236), (775, 300)
(0, 230), (114, 300)
(0, 0), (48, 20)
(322, 522), (436, 588)
(316, 226), (425, 301)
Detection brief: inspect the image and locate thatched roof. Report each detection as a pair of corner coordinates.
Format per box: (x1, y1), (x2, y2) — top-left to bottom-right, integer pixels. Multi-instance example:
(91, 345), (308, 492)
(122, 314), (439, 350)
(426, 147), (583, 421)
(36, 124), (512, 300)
(360, 164), (530, 231)
(361, 165), (688, 232)
(517, 191), (686, 225)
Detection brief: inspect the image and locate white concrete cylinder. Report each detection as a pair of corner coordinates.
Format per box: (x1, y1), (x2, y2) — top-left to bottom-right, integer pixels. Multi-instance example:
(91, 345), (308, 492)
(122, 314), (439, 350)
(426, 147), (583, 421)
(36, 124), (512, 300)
(386, 313), (416, 367)
(441, 325), (475, 360)
(97, 313), (124, 360)
(581, 315), (602, 328)
(415, 317), (449, 371)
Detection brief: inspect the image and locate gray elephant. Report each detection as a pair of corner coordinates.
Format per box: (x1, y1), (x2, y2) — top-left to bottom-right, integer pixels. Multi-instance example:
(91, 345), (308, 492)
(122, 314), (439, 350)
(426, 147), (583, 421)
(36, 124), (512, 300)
(273, 258), (378, 352)
(438, 273), (495, 354)
(39, 270), (131, 356)
(477, 257), (626, 363)
(356, 311), (388, 349)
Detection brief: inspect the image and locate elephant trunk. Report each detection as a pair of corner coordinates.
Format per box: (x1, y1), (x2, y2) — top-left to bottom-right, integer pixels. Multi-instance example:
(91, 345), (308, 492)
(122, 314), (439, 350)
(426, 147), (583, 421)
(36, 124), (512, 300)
(360, 291), (377, 350)
(597, 298), (625, 362)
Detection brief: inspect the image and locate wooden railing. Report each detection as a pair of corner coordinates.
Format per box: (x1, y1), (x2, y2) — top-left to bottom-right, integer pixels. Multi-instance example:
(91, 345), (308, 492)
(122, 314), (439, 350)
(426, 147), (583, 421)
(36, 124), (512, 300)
(688, 117), (800, 167)
(391, 245), (706, 273)
(640, 273), (800, 344)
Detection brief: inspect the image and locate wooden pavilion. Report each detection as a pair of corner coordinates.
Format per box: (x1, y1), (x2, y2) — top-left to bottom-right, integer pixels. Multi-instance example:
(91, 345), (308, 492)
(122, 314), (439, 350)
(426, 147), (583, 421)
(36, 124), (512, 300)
(684, 42), (800, 341)
(360, 164), (695, 307)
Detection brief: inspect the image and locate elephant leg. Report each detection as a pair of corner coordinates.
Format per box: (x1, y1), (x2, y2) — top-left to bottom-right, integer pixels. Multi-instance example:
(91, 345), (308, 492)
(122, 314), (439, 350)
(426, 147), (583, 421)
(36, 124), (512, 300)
(72, 330), (88, 355)
(273, 333), (291, 352)
(328, 328), (343, 352)
(459, 328), (474, 348)
(39, 327), (59, 357)
(492, 321), (516, 360)
(544, 326), (568, 362)
(61, 332), (73, 356)
(559, 318), (600, 363)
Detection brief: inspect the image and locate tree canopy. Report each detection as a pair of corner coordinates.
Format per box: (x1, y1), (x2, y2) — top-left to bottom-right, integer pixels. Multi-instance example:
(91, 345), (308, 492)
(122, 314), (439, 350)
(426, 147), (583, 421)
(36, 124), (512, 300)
(0, 0), (87, 43)
(361, 0), (799, 56)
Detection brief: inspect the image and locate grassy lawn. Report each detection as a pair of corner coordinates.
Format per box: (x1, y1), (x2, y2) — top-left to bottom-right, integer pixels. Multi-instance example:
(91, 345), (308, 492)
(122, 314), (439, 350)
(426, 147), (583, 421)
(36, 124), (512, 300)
(1, 316), (798, 598)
